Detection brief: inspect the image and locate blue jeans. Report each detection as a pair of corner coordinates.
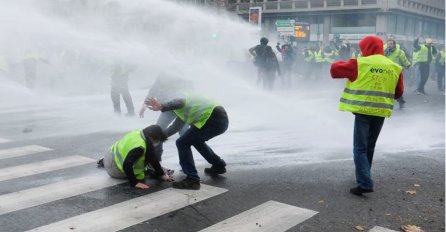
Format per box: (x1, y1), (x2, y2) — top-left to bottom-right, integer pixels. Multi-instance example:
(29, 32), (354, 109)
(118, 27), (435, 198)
(353, 114), (385, 190)
(176, 107), (229, 181)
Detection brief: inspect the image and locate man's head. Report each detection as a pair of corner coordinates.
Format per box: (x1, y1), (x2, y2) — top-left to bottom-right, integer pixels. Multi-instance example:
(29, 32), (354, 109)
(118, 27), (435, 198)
(387, 38), (396, 49)
(142, 125), (167, 144)
(260, 37), (269, 45)
(425, 38), (433, 46)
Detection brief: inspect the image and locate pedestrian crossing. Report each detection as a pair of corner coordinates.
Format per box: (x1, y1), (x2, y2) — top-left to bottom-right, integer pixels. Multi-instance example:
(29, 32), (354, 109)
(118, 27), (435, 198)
(0, 138), (11, 144)
(0, 145), (52, 160)
(27, 184), (227, 232)
(0, 155), (95, 182)
(199, 200), (318, 232)
(0, 141), (403, 232)
(0, 172), (125, 216)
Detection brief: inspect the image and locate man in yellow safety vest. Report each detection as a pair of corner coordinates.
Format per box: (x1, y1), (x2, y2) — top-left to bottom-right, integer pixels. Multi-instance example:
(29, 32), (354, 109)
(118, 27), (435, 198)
(413, 37), (437, 95)
(384, 37), (411, 109)
(100, 125), (174, 189)
(330, 36), (404, 196)
(146, 94), (229, 190)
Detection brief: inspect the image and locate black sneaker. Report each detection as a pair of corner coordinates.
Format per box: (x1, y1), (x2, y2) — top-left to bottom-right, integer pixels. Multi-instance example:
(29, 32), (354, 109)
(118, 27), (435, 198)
(97, 158), (104, 168)
(204, 165), (226, 175)
(349, 186), (374, 196)
(172, 178), (200, 190)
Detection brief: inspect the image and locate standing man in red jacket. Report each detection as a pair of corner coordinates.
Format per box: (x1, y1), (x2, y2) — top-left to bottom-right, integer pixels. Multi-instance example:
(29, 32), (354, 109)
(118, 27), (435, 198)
(330, 36), (404, 196)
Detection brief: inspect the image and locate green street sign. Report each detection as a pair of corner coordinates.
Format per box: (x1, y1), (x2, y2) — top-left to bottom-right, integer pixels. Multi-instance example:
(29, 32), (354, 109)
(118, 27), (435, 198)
(275, 19), (295, 27)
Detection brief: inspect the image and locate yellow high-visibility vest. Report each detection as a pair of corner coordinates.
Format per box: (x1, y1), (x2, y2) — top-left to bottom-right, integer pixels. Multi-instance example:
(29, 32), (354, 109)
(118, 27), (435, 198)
(384, 44), (410, 67)
(339, 55), (402, 118)
(174, 95), (218, 129)
(111, 130), (146, 180)
(417, 45), (429, 62)
(314, 50), (324, 63)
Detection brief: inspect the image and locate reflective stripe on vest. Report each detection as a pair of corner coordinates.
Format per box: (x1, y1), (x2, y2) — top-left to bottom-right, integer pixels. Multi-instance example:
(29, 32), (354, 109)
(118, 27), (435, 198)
(174, 95), (218, 129)
(314, 50), (324, 63)
(324, 51), (335, 63)
(412, 50), (419, 65)
(338, 55), (402, 118)
(111, 130), (146, 180)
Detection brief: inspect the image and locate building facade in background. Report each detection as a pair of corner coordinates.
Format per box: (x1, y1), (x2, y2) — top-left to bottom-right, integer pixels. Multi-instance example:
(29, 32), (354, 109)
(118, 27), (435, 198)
(225, 0), (445, 47)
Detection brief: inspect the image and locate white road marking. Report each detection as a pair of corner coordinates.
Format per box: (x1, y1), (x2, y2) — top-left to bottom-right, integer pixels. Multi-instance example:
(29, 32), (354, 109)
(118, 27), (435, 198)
(0, 155), (95, 182)
(0, 138), (11, 143)
(0, 172), (126, 215)
(199, 200), (318, 232)
(0, 145), (52, 160)
(27, 184), (228, 232)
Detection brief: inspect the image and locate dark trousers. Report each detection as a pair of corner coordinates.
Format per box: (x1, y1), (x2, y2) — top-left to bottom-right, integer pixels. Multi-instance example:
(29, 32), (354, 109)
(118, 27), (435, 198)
(417, 62), (430, 93)
(176, 107), (229, 181)
(110, 86), (134, 114)
(353, 114), (385, 190)
(280, 61), (293, 86)
(437, 65), (445, 91)
(261, 70), (276, 91)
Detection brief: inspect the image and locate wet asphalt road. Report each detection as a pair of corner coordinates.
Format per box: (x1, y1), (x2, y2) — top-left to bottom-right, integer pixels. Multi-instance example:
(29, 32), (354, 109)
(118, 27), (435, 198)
(0, 129), (444, 232)
(0, 135), (445, 231)
(0, 83), (444, 232)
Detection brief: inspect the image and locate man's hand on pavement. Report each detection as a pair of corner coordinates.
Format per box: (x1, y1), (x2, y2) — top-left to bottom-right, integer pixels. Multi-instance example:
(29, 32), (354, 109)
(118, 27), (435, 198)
(135, 182), (150, 189)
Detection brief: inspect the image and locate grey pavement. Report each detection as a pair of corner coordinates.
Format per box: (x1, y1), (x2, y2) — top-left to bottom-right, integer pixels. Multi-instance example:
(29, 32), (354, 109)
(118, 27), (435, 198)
(0, 81), (444, 232)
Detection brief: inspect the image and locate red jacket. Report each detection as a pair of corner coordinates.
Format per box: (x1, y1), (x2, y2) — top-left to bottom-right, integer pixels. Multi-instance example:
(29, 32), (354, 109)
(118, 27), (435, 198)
(330, 36), (404, 99)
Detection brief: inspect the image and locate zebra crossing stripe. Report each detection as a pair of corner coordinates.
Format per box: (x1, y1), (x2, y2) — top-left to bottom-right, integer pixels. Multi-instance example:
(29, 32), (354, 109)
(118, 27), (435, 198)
(0, 172), (126, 216)
(0, 145), (53, 160)
(368, 226), (398, 232)
(0, 155), (95, 182)
(26, 184), (227, 232)
(0, 138), (11, 144)
(199, 200), (318, 232)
